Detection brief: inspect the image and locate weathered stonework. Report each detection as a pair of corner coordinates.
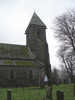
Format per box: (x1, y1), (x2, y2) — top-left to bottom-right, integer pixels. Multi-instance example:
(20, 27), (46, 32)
(0, 12), (50, 87)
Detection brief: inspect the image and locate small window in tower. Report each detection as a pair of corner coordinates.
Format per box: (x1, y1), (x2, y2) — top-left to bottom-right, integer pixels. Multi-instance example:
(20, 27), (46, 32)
(37, 30), (40, 39)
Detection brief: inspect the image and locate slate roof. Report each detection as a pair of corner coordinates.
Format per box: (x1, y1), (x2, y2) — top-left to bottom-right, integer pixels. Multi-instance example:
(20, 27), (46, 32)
(0, 43), (35, 60)
(29, 12), (46, 27)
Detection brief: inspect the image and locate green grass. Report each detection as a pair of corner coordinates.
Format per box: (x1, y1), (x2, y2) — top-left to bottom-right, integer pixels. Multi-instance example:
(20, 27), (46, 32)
(0, 87), (45, 100)
(53, 84), (75, 100)
(0, 84), (75, 100)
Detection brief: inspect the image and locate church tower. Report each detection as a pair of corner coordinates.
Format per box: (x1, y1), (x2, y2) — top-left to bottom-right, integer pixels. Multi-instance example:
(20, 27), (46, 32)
(25, 13), (51, 74)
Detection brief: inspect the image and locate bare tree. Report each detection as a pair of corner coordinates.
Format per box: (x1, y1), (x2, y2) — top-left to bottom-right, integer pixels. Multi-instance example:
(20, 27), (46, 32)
(54, 10), (75, 83)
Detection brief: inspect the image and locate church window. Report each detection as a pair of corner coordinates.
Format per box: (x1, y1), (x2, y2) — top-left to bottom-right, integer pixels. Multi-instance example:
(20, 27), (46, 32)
(10, 70), (14, 79)
(24, 71), (27, 80)
(29, 70), (33, 81)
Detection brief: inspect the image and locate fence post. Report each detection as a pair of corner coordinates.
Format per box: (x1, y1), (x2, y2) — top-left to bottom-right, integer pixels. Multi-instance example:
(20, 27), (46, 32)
(7, 89), (11, 100)
(56, 90), (64, 100)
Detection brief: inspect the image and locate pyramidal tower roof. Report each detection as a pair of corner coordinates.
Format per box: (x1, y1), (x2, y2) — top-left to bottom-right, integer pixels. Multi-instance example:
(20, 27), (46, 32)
(29, 12), (46, 27)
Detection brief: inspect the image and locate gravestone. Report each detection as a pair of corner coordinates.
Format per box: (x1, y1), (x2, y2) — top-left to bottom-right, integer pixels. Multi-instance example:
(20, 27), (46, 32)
(46, 86), (51, 98)
(56, 90), (64, 100)
(7, 89), (11, 100)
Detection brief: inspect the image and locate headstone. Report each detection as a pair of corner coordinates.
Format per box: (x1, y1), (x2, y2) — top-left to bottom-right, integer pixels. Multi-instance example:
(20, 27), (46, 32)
(7, 89), (11, 100)
(56, 90), (64, 100)
(46, 86), (51, 98)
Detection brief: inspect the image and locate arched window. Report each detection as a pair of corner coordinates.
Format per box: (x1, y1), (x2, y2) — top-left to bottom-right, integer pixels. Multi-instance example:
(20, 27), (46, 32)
(10, 70), (14, 79)
(24, 72), (27, 80)
(29, 70), (33, 81)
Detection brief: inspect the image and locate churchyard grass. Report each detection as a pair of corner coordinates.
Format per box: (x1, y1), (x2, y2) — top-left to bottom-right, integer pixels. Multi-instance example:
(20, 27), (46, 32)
(0, 84), (75, 100)
(53, 84), (75, 100)
(0, 87), (46, 100)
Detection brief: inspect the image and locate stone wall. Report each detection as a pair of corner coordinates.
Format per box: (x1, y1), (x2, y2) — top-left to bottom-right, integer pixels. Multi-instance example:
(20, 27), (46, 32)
(26, 25), (47, 62)
(0, 65), (40, 87)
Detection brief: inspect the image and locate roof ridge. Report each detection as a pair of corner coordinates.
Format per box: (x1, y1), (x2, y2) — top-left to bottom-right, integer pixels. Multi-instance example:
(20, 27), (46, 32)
(0, 43), (25, 47)
(29, 12), (46, 27)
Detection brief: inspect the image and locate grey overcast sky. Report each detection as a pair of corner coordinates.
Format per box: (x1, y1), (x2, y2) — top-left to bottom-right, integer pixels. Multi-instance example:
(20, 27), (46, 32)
(0, 0), (75, 69)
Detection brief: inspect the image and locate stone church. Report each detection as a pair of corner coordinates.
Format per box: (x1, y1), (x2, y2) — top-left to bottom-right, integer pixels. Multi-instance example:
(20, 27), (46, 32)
(0, 13), (50, 87)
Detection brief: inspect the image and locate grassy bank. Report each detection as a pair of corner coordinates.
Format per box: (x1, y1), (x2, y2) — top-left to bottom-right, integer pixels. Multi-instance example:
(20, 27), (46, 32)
(53, 84), (75, 100)
(0, 84), (75, 100)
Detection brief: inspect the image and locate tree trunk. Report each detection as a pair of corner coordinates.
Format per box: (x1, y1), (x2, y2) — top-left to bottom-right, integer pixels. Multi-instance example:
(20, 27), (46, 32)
(70, 75), (74, 83)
